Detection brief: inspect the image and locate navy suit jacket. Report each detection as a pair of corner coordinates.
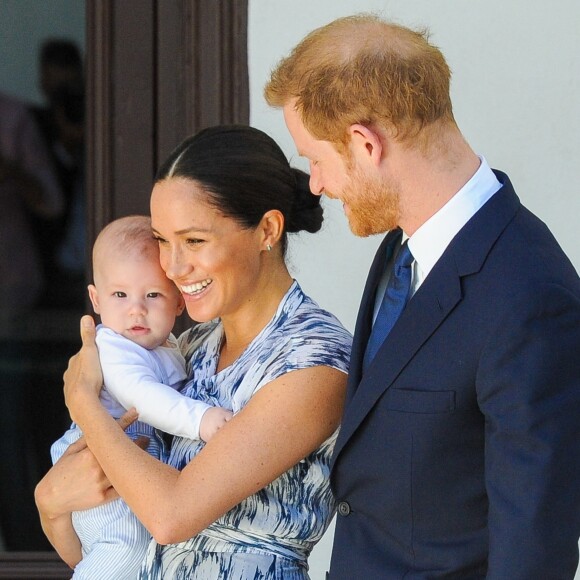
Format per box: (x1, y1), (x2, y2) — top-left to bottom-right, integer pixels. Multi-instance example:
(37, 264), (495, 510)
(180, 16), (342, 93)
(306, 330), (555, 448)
(328, 172), (580, 579)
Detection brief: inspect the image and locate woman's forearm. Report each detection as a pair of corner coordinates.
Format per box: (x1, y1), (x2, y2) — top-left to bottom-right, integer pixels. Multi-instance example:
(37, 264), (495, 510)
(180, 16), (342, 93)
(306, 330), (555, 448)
(73, 366), (347, 546)
(78, 397), (244, 544)
(75, 397), (184, 543)
(41, 513), (82, 569)
(34, 431), (121, 564)
(65, 319), (347, 545)
(35, 483), (82, 568)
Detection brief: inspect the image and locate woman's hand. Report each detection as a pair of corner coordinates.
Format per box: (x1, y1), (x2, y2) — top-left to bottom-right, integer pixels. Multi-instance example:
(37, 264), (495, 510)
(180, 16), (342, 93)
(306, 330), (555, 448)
(34, 431), (116, 567)
(37, 437), (118, 518)
(36, 411), (139, 519)
(85, 365), (348, 545)
(35, 411), (140, 567)
(63, 315), (104, 423)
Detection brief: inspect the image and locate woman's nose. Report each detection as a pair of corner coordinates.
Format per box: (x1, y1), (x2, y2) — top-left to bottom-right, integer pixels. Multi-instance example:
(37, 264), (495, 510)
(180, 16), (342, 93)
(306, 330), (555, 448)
(162, 247), (191, 281)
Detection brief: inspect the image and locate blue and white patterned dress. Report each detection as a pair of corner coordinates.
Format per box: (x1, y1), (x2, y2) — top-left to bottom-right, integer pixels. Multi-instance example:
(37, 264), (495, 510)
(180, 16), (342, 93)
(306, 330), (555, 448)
(140, 281), (351, 579)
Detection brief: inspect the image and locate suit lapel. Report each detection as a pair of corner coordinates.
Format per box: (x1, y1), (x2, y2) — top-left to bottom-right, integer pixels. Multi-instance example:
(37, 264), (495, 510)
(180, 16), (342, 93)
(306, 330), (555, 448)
(345, 229), (403, 404)
(333, 171), (521, 462)
(335, 253), (463, 457)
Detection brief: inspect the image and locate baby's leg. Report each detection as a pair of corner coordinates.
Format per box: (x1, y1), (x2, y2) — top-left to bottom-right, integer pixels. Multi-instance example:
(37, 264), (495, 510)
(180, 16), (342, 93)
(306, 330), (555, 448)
(71, 500), (151, 580)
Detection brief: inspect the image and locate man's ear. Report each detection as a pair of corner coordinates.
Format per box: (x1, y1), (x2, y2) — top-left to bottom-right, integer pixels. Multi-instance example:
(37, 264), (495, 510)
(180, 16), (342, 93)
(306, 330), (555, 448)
(87, 284), (101, 314)
(348, 123), (384, 167)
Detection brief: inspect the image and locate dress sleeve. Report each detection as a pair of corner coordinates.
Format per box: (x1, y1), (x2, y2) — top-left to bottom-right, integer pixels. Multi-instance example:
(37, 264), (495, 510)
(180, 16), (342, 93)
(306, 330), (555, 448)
(230, 308), (352, 412)
(266, 311), (351, 380)
(97, 330), (211, 440)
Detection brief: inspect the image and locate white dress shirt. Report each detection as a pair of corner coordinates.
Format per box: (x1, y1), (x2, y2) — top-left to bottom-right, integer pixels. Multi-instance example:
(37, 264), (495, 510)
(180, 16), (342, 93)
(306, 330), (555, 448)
(372, 156), (502, 322)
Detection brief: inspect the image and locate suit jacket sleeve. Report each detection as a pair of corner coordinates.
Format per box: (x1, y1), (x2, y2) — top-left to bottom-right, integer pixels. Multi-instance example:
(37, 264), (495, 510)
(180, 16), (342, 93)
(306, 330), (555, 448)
(478, 281), (580, 578)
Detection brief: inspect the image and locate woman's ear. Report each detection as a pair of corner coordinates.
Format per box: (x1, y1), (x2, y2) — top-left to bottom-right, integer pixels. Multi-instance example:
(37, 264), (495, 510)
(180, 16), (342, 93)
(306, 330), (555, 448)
(348, 123), (384, 168)
(87, 284), (101, 314)
(259, 209), (285, 252)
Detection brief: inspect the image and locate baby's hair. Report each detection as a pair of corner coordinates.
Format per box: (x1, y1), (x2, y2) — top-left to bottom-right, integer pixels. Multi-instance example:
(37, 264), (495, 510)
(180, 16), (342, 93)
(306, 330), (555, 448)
(93, 215), (157, 274)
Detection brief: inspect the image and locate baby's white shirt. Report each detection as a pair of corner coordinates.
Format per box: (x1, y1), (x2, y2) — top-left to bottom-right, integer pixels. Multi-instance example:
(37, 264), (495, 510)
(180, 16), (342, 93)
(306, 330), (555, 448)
(97, 325), (209, 440)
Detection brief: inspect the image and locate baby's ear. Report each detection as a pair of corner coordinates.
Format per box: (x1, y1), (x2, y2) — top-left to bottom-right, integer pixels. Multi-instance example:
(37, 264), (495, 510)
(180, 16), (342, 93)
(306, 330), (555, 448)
(87, 284), (101, 314)
(176, 294), (186, 316)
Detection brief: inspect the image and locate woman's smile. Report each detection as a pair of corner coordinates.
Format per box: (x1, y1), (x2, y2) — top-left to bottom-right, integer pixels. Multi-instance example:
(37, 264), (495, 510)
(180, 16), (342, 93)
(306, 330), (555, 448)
(151, 177), (266, 324)
(180, 278), (213, 296)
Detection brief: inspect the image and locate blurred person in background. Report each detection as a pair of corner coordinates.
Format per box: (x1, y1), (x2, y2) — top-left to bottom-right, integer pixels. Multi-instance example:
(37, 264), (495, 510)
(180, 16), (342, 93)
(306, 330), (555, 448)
(0, 88), (64, 550)
(31, 38), (85, 308)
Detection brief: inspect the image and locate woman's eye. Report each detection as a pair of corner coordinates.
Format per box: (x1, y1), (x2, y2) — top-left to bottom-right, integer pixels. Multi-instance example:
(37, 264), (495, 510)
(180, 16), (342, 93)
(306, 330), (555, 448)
(113, 292), (126, 298)
(186, 238), (204, 246)
(154, 235), (168, 245)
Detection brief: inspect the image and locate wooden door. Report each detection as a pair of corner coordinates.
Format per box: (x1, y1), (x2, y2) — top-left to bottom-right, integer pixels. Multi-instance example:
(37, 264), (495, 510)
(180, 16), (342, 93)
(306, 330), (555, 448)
(0, 0), (247, 575)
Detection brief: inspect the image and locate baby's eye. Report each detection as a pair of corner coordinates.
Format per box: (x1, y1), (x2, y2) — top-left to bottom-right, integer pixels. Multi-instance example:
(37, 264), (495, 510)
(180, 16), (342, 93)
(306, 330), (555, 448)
(147, 292), (161, 298)
(113, 291), (126, 298)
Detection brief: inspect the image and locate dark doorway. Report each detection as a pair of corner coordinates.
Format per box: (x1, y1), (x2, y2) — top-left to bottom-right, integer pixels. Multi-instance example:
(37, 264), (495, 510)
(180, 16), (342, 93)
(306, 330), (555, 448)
(0, 0), (248, 575)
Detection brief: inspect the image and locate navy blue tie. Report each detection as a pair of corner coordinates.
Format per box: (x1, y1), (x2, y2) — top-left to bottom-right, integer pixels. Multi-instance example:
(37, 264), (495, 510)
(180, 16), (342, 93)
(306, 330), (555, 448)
(363, 241), (414, 371)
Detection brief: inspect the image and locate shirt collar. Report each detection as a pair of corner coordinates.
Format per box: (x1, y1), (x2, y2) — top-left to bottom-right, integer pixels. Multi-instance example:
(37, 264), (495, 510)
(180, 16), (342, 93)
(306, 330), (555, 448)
(406, 156), (501, 280)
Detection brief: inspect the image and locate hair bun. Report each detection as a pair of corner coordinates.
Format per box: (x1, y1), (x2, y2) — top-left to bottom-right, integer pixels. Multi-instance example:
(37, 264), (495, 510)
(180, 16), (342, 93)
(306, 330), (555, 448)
(286, 168), (323, 234)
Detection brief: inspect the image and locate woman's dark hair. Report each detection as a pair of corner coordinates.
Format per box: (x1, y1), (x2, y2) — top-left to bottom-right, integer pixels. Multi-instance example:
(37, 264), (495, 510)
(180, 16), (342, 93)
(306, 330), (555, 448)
(155, 125), (323, 255)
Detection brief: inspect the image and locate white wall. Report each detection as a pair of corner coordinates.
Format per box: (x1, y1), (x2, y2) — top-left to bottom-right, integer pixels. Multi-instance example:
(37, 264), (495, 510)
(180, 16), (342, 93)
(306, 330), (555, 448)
(249, 2), (580, 578)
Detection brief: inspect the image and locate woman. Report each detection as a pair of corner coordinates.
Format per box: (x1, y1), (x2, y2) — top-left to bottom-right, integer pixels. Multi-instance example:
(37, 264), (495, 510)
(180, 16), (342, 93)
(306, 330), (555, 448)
(35, 125), (351, 578)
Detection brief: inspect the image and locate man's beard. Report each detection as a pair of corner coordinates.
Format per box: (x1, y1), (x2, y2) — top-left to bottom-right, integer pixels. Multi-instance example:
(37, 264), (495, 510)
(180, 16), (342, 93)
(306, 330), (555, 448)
(339, 165), (401, 237)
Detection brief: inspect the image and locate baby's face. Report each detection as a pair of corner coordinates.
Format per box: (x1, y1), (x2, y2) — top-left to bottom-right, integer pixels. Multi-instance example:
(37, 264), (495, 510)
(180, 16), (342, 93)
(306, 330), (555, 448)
(89, 256), (184, 349)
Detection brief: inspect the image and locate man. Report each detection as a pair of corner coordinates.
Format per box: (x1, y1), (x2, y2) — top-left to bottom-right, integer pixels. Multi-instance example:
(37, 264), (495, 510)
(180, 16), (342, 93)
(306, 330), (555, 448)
(265, 14), (580, 579)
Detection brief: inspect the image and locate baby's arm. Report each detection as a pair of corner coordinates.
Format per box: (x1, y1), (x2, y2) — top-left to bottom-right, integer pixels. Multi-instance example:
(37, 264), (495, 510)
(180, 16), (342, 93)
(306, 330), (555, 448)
(97, 330), (228, 440)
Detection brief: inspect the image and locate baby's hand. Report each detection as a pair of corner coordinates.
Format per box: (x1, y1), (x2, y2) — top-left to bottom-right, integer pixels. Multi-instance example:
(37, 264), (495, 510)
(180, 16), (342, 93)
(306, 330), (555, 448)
(200, 407), (233, 442)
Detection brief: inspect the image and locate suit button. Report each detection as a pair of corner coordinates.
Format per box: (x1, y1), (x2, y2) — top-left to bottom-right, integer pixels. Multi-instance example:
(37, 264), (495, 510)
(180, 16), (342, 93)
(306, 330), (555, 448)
(337, 501), (351, 516)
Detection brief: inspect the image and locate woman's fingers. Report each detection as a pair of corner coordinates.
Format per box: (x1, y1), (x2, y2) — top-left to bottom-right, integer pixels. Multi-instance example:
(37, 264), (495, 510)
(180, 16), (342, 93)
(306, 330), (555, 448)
(117, 410), (150, 450)
(117, 408), (139, 431)
(80, 314), (97, 343)
(133, 436), (150, 450)
(63, 315), (104, 419)
(38, 444), (114, 517)
(63, 435), (87, 455)
(62, 316), (96, 384)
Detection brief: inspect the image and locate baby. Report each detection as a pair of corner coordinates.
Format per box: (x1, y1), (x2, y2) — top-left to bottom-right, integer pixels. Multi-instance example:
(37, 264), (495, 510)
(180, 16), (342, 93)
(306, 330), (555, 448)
(51, 215), (232, 579)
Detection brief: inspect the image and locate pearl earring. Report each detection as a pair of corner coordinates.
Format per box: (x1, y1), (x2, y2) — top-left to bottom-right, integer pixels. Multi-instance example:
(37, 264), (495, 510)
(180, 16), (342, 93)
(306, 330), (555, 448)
(267, 244), (272, 252)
